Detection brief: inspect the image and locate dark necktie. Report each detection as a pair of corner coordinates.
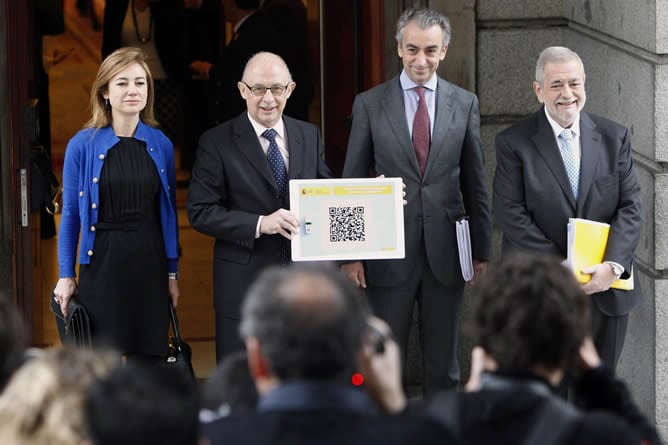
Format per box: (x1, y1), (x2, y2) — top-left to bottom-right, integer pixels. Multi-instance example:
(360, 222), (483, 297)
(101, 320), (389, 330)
(262, 129), (288, 196)
(412, 86), (430, 175)
(262, 129), (290, 263)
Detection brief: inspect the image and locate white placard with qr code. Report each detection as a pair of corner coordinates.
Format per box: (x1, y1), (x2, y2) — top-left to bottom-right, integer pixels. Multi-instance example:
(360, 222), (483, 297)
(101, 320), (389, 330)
(289, 177), (405, 261)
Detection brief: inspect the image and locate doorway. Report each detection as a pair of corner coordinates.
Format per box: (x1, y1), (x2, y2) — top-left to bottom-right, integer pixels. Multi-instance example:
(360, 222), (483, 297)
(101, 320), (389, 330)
(5, 0), (390, 375)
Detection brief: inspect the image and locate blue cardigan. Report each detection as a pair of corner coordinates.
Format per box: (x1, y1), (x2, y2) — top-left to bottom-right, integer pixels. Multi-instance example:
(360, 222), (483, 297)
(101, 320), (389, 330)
(58, 122), (179, 278)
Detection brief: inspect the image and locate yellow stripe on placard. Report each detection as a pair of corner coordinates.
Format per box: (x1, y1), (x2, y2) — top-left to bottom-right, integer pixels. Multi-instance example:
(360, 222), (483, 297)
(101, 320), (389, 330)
(333, 185), (392, 195)
(300, 186), (331, 196)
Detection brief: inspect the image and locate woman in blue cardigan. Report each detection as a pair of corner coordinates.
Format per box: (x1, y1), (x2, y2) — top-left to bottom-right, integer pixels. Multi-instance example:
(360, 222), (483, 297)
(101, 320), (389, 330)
(53, 47), (179, 362)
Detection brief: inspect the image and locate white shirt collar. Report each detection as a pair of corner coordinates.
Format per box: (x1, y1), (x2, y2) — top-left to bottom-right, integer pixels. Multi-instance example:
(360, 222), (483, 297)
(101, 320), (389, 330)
(247, 113), (286, 141)
(399, 70), (438, 92)
(543, 106), (581, 140)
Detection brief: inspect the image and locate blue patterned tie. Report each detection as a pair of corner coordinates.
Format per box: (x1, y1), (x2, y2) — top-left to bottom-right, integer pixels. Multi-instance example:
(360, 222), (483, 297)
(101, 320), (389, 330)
(262, 129), (290, 264)
(559, 129), (579, 200)
(262, 129), (288, 196)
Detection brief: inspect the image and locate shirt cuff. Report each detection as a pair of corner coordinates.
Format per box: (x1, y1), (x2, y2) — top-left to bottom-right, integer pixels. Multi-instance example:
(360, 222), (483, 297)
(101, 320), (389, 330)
(255, 216), (263, 239)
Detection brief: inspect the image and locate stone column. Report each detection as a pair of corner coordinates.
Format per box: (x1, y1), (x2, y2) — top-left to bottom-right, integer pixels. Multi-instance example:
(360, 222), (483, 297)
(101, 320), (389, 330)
(477, 0), (666, 437)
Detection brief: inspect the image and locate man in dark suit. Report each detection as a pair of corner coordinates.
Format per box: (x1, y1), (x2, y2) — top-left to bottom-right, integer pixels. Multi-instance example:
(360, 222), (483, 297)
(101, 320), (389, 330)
(341, 8), (492, 394)
(493, 46), (642, 370)
(200, 263), (452, 445)
(188, 52), (330, 361)
(189, 0), (312, 126)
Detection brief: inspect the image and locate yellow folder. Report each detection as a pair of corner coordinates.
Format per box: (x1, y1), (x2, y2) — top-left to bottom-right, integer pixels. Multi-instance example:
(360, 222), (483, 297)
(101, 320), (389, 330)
(567, 218), (634, 291)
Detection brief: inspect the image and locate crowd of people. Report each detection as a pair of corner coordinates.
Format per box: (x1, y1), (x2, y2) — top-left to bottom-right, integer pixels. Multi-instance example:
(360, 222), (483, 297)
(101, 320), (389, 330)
(32, 2), (658, 443)
(4, 254), (661, 444)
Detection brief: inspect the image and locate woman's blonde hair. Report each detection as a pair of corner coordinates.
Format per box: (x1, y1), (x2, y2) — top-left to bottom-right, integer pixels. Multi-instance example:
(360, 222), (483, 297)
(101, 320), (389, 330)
(0, 347), (117, 445)
(84, 47), (158, 128)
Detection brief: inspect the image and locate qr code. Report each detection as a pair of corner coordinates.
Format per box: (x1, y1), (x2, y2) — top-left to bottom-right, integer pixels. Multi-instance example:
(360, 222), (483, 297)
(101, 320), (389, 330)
(329, 206), (365, 242)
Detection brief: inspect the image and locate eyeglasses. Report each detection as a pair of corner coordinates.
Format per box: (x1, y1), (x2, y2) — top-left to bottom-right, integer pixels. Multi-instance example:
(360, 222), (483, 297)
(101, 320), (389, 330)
(241, 82), (290, 97)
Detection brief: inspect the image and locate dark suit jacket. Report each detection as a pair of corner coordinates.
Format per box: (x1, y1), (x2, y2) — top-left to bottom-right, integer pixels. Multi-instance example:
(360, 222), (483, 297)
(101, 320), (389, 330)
(187, 113), (330, 317)
(427, 368), (658, 445)
(210, 9), (310, 125)
(201, 381), (453, 445)
(342, 75), (492, 287)
(493, 108), (642, 316)
(102, 0), (187, 82)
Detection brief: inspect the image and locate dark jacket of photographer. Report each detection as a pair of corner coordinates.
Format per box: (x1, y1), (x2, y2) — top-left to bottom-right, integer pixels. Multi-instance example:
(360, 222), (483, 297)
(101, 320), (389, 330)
(431, 367), (660, 445)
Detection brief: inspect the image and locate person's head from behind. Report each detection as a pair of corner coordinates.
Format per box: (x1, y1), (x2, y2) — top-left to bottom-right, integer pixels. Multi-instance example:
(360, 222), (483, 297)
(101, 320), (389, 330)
(533, 46), (586, 128)
(86, 47), (157, 129)
(200, 350), (258, 421)
(0, 293), (25, 391)
(0, 347), (117, 445)
(238, 52), (295, 129)
(473, 253), (590, 381)
(85, 363), (200, 445)
(240, 262), (370, 394)
(395, 8), (450, 85)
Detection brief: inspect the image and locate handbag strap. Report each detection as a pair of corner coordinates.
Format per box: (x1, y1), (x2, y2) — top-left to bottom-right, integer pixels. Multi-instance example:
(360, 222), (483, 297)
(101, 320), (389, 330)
(168, 301), (184, 348)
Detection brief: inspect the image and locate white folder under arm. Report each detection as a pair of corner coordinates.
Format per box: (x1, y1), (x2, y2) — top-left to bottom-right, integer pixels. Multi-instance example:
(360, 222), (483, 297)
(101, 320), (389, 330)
(456, 217), (474, 282)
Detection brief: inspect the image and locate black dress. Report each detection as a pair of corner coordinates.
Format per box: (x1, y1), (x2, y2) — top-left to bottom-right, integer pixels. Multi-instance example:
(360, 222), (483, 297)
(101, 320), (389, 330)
(78, 137), (169, 356)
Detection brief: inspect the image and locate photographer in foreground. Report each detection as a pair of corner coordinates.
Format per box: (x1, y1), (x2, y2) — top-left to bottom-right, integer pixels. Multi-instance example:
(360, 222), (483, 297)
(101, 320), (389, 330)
(201, 263), (453, 445)
(429, 253), (660, 445)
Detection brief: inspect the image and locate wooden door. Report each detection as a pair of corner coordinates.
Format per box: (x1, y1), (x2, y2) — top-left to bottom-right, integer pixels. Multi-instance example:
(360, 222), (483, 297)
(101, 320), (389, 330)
(320, 0), (385, 177)
(5, 0), (39, 341)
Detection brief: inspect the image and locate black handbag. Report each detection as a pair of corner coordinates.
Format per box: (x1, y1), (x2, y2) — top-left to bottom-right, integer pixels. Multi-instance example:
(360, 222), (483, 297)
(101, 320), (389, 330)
(31, 146), (62, 215)
(50, 292), (92, 347)
(163, 301), (195, 380)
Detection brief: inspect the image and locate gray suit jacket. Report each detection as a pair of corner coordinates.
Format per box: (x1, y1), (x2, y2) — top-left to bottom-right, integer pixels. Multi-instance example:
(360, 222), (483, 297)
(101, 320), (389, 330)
(493, 107), (642, 316)
(342, 75), (491, 287)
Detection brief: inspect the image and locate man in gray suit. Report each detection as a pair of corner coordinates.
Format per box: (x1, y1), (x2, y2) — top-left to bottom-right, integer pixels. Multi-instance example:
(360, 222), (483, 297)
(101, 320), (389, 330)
(493, 46), (642, 370)
(342, 8), (492, 394)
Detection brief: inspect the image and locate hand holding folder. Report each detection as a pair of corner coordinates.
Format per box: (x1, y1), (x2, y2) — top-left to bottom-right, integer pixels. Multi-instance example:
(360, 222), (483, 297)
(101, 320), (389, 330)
(566, 218), (634, 291)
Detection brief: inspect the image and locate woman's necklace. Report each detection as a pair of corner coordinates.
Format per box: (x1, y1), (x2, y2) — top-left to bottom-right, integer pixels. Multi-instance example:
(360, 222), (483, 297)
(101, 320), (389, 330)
(131, 0), (153, 44)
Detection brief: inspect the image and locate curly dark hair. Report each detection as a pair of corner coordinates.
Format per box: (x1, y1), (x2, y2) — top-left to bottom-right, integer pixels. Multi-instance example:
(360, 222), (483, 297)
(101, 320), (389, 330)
(473, 252), (590, 373)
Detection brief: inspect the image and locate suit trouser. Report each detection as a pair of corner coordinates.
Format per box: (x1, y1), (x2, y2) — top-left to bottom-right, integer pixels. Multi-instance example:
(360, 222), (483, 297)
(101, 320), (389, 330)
(591, 303), (629, 372)
(561, 303), (630, 400)
(365, 249), (464, 395)
(215, 314), (244, 363)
